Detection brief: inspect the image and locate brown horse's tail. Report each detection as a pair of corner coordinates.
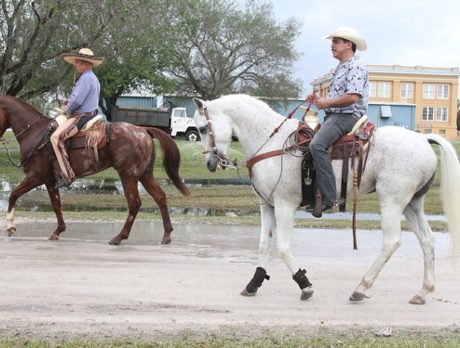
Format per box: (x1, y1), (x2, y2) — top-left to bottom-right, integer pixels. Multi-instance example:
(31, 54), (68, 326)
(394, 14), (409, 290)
(145, 127), (190, 197)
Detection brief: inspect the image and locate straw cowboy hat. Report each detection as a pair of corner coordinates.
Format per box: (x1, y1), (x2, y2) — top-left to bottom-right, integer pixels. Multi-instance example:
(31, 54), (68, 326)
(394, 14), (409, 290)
(323, 26), (367, 51)
(61, 48), (104, 66)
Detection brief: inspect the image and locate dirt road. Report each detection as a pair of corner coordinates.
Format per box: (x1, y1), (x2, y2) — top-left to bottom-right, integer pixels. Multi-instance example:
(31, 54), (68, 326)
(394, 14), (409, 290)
(0, 219), (459, 340)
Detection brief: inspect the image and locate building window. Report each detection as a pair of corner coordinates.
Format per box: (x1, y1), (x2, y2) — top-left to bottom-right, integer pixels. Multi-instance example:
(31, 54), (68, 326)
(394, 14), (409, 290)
(423, 84), (435, 99)
(378, 82), (391, 97)
(422, 107), (434, 121)
(437, 84), (449, 99)
(439, 129), (446, 135)
(436, 107), (448, 121)
(369, 81), (377, 97)
(400, 82), (414, 98)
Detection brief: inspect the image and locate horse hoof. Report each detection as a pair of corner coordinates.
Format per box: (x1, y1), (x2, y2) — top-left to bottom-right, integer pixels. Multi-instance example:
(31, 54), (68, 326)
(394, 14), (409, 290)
(161, 237), (171, 245)
(48, 233), (59, 241)
(349, 291), (369, 302)
(7, 227), (16, 237)
(109, 239), (120, 245)
(409, 295), (426, 305)
(300, 287), (314, 300)
(240, 288), (257, 297)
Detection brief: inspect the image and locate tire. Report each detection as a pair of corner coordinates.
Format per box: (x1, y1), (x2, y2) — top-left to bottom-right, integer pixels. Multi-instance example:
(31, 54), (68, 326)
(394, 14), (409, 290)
(185, 129), (200, 141)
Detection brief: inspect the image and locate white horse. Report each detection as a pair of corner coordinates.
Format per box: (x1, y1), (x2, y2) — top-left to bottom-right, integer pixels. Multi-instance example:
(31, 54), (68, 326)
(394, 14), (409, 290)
(192, 94), (460, 305)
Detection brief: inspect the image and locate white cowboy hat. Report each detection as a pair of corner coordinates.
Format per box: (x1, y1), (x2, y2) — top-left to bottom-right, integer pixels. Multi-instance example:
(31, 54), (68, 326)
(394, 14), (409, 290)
(62, 48), (104, 66)
(323, 26), (367, 51)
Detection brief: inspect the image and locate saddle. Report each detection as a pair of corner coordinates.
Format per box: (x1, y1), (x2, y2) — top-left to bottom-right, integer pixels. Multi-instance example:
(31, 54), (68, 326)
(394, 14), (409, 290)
(301, 116), (375, 218)
(68, 116), (108, 152)
(49, 115), (109, 165)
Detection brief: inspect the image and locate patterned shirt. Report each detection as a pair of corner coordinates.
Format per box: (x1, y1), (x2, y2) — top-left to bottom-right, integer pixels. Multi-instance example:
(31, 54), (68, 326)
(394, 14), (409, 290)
(65, 69), (100, 114)
(326, 55), (368, 116)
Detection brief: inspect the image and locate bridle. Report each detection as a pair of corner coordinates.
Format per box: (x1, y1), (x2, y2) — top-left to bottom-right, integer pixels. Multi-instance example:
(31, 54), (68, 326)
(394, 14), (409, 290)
(199, 104), (238, 169)
(198, 99), (311, 172)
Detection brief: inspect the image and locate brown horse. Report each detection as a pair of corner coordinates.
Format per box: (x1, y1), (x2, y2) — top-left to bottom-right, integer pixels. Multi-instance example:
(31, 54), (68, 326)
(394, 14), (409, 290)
(0, 96), (189, 245)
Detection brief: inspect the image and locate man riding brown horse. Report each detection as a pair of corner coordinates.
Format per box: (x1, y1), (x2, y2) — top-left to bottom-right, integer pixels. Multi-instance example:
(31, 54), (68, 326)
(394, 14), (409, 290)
(50, 48), (104, 188)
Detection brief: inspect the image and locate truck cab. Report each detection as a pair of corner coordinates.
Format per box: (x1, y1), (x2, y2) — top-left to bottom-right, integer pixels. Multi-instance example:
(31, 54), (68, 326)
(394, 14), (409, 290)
(170, 107), (200, 141)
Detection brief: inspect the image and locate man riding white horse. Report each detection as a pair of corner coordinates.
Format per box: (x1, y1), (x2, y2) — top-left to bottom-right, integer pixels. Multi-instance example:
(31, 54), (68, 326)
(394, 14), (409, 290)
(307, 26), (369, 213)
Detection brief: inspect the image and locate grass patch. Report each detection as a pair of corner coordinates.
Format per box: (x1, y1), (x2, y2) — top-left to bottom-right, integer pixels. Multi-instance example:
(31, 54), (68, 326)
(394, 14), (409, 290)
(1, 330), (460, 347)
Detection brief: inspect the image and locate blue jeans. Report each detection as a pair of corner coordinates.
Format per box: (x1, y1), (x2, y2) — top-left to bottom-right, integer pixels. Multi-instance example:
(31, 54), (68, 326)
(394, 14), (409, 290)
(309, 113), (360, 205)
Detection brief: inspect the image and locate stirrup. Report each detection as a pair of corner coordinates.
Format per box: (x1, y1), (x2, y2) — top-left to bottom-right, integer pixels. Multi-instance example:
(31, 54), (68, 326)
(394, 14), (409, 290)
(55, 176), (73, 189)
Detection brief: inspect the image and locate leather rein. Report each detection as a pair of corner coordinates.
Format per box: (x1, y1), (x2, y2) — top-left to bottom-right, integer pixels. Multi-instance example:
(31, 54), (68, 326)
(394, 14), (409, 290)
(246, 100), (311, 176)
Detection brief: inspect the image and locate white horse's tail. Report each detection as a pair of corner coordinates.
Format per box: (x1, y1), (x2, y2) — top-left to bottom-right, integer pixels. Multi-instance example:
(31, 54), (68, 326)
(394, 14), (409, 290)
(425, 134), (460, 262)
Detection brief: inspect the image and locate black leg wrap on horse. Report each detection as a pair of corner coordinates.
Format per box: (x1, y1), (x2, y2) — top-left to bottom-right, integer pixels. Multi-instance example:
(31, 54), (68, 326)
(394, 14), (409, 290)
(293, 268), (312, 289)
(245, 267), (270, 293)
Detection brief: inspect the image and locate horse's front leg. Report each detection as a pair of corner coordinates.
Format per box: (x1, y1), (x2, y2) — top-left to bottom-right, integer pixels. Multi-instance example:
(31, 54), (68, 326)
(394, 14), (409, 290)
(275, 201), (314, 301)
(45, 182), (66, 240)
(109, 178), (141, 245)
(6, 175), (42, 237)
(241, 203), (275, 297)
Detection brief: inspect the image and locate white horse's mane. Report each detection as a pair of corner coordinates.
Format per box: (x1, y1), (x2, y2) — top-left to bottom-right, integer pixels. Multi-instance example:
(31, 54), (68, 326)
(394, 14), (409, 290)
(208, 94), (281, 118)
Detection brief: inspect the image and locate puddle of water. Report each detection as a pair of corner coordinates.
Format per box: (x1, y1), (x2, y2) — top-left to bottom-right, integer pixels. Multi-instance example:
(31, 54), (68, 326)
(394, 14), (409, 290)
(7, 220), (453, 260)
(0, 178), (447, 221)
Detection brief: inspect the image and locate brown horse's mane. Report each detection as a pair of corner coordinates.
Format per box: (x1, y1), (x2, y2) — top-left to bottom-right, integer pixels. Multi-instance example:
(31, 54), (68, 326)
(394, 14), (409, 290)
(0, 95), (47, 120)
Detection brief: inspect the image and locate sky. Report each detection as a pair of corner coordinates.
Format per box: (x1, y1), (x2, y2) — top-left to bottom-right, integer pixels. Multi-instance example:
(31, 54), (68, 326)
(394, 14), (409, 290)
(267, 0), (460, 96)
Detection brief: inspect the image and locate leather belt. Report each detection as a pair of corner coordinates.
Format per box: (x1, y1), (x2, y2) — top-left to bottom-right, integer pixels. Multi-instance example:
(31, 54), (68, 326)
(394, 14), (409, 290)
(325, 112), (362, 121)
(325, 112), (353, 116)
(71, 111), (97, 118)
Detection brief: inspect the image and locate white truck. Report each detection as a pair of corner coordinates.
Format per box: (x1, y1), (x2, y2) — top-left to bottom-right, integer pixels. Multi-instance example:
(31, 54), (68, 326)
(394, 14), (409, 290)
(111, 105), (200, 141)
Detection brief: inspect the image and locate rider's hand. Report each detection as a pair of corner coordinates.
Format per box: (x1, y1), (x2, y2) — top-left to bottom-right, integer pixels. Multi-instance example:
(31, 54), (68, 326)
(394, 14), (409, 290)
(306, 93), (318, 104)
(314, 97), (330, 110)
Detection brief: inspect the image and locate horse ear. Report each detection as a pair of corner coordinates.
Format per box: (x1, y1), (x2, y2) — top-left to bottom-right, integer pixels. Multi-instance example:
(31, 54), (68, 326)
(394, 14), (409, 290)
(193, 98), (206, 114)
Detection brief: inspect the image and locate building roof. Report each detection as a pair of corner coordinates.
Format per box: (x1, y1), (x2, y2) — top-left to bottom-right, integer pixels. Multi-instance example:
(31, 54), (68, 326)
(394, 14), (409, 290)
(311, 64), (460, 86)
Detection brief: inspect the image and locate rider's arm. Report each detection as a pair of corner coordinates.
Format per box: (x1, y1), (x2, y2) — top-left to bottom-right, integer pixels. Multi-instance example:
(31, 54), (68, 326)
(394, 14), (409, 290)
(64, 100), (81, 115)
(314, 93), (360, 110)
(64, 73), (91, 115)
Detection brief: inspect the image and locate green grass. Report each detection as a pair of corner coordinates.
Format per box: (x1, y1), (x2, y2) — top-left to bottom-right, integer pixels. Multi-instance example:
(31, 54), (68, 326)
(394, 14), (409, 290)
(1, 331), (460, 347)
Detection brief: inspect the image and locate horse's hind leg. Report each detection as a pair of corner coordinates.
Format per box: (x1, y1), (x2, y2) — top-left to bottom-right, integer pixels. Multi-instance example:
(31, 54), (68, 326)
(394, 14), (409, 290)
(45, 183), (66, 240)
(403, 196), (435, 305)
(241, 202), (275, 297)
(350, 203), (404, 302)
(109, 177), (141, 245)
(139, 174), (173, 244)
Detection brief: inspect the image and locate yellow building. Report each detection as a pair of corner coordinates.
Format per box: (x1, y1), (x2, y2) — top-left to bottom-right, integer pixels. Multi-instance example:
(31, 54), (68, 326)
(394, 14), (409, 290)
(311, 65), (460, 140)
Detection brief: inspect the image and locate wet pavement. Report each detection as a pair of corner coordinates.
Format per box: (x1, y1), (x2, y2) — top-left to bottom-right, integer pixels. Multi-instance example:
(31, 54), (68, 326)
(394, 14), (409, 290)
(1, 219), (459, 340)
(7, 219), (452, 260)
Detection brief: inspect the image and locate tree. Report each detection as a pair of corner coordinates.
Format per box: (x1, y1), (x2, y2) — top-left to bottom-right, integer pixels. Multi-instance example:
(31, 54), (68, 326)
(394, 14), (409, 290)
(0, 0), (177, 118)
(0, 0), (117, 99)
(96, 0), (178, 119)
(167, 0), (302, 100)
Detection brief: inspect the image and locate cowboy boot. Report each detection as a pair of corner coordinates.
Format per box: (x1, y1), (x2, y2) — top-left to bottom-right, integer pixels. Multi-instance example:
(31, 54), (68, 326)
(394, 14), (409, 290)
(61, 154), (75, 186)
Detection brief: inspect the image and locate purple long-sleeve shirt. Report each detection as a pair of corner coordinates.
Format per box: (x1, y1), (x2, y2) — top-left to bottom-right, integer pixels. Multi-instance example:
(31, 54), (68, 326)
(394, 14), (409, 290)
(64, 69), (100, 115)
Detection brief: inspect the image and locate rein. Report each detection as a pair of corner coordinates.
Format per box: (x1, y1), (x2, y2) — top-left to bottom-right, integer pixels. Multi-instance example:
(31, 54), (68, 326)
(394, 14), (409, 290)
(0, 117), (52, 167)
(246, 100), (311, 177)
(0, 137), (26, 167)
